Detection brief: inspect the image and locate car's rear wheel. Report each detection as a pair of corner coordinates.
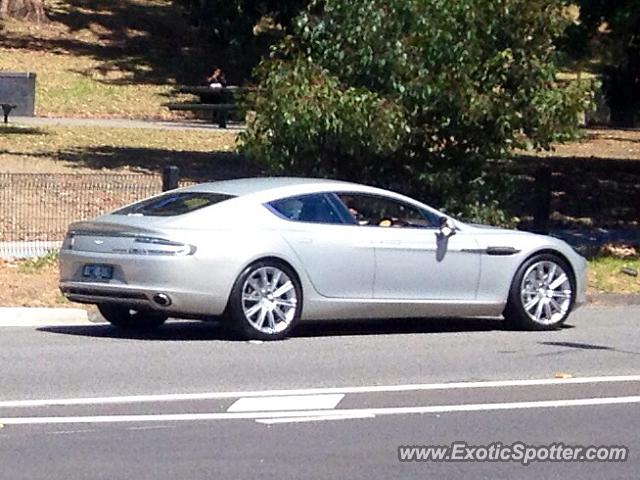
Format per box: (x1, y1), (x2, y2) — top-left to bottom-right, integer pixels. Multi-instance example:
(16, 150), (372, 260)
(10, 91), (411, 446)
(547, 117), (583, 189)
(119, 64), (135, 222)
(98, 304), (167, 330)
(504, 253), (575, 330)
(227, 260), (302, 340)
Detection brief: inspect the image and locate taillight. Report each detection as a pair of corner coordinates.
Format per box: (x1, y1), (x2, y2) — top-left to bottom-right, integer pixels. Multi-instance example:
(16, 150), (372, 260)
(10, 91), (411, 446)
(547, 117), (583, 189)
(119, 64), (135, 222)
(62, 232), (75, 250)
(128, 236), (196, 256)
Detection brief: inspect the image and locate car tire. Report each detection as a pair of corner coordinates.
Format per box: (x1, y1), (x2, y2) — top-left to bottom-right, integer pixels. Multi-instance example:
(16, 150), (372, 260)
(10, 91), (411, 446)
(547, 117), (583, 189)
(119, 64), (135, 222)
(226, 260), (302, 341)
(98, 304), (167, 330)
(504, 253), (576, 331)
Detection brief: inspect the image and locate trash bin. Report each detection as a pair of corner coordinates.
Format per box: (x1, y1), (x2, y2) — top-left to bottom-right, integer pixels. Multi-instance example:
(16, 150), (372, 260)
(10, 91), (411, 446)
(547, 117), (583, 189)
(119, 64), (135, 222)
(0, 71), (36, 116)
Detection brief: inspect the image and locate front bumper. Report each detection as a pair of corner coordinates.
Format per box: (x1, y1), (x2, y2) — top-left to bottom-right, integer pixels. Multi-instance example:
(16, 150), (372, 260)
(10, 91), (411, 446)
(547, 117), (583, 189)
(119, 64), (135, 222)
(574, 255), (589, 308)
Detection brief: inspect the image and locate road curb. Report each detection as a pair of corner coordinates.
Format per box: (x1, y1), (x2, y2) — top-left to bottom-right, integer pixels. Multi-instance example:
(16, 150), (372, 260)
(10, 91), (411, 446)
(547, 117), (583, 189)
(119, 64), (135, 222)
(587, 293), (640, 306)
(0, 295), (636, 328)
(0, 307), (92, 327)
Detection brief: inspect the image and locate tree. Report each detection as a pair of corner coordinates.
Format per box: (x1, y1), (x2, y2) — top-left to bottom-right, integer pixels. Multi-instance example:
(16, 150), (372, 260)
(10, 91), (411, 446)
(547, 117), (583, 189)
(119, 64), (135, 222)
(173, 0), (309, 81)
(563, 1), (640, 126)
(0, 0), (47, 23)
(240, 0), (594, 222)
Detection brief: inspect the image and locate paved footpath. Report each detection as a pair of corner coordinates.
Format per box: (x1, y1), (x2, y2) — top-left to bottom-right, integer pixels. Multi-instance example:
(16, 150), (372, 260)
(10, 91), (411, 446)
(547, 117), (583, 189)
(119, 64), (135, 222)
(12, 115), (244, 132)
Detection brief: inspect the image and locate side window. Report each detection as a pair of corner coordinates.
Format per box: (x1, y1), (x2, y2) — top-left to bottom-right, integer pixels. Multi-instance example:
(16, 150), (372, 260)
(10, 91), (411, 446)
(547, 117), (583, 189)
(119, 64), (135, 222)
(336, 193), (434, 228)
(268, 194), (349, 225)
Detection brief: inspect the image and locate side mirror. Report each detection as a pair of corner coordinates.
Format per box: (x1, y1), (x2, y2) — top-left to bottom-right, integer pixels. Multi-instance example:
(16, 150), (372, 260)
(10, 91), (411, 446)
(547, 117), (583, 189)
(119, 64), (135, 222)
(438, 217), (457, 238)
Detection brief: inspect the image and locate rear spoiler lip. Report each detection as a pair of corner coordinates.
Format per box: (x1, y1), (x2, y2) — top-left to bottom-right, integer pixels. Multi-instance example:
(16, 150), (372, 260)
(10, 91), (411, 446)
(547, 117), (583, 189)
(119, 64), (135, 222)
(67, 217), (171, 235)
(68, 229), (158, 239)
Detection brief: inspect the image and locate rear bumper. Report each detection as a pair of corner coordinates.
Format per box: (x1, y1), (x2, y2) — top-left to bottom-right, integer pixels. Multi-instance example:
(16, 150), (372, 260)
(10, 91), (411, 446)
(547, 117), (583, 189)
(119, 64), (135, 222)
(59, 281), (225, 317)
(58, 249), (232, 316)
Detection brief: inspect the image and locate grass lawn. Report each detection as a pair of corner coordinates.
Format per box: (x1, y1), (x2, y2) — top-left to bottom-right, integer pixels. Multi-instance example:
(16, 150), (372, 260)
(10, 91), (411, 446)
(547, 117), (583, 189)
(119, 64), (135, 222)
(0, 47), (183, 119)
(588, 256), (640, 295)
(0, 124), (243, 178)
(0, 0), (212, 119)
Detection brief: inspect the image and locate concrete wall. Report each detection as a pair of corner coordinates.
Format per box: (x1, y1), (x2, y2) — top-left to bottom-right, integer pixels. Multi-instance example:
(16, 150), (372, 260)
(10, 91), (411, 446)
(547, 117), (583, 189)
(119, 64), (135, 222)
(0, 72), (36, 116)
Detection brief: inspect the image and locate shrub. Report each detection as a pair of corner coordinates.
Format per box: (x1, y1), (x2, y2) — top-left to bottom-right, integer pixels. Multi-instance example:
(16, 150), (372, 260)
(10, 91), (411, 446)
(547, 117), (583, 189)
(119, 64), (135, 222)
(240, 0), (595, 223)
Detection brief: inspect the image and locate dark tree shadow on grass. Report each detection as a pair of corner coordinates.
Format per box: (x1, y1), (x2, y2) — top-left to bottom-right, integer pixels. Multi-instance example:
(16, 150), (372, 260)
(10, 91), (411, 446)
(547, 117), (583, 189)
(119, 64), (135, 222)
(55, 146), (262, 182)
(0, 146), (261, 182)
(2, 0), (257, 85)
(0, 125), (48, 135)
(508, 155), (640, 231)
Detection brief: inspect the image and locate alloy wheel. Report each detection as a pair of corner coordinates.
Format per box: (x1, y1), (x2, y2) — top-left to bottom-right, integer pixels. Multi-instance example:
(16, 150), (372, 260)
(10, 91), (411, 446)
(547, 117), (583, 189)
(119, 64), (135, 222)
(520, 260), (573, 325)
(241, 266), (298, 334)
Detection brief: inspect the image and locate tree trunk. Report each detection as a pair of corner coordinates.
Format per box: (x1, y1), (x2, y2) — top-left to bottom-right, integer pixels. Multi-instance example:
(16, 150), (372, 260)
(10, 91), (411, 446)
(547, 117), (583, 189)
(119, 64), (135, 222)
(0, 0), (47, 23)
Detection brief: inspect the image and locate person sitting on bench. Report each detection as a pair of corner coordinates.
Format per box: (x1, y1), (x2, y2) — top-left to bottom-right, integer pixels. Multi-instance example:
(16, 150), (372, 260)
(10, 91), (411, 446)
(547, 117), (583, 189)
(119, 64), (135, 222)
(206, 68), (227, 89)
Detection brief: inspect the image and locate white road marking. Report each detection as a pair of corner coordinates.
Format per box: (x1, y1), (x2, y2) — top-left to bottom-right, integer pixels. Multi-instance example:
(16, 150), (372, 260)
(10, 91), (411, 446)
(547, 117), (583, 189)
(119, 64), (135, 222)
(1, 395), (640, 426)
(1, 374), (640, 408)
(46, 429), (95, 435)
(227, 394), (344, 412)
(256, 413), (376, 424)
(126, 425), (174, 431)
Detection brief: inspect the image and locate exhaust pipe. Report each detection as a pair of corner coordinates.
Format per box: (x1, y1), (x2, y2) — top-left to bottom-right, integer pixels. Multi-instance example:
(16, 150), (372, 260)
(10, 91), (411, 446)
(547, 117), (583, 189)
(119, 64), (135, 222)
(152, 293), (172, 307)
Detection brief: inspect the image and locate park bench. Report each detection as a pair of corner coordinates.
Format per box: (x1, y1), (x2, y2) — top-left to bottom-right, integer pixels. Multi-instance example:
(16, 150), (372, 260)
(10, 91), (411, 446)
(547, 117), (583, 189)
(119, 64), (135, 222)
(164, 86), (248, 128)
(1, 103), (16, 124)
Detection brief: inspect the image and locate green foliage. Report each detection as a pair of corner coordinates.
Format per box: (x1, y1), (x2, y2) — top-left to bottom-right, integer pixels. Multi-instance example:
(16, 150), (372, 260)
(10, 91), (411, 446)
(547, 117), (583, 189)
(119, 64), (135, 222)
(564, 1), (640, 66)
(175, 0), (308, 46)
(240, 0), (595, 223)
(173, 0), (311, 80)
(562, 1), (640, 126)
(242, 58), (408, 180)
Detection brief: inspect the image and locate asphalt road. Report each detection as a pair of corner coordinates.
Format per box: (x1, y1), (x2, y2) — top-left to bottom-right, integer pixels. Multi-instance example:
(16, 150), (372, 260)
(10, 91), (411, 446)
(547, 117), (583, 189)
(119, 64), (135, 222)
(0, 306), (638, 479)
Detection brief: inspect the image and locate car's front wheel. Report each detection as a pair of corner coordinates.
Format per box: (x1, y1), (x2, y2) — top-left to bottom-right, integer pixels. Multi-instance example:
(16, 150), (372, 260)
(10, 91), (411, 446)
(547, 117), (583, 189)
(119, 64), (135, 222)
(226, 260), (302, 340)
(504, 253), (575, 330)
(98, 304), (167, 330)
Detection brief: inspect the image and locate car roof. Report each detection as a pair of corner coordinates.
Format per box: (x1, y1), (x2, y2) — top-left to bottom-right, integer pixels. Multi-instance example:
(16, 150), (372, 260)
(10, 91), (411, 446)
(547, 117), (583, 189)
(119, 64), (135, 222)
(164, 176), (449, 224)
(180, 177), (371, 197)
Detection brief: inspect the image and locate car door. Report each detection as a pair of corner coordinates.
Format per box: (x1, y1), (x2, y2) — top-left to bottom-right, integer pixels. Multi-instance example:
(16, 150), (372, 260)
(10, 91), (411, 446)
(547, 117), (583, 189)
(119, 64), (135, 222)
(268, 193), (376, 299)
(335, 193), (482, 301)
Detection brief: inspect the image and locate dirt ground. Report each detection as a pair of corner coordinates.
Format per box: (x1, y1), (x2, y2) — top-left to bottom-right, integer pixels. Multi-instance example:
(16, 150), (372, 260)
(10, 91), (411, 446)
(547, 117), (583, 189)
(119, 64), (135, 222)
(534, 128), (640, 161)
(0, 259), (101, 313)
(0, 259), (69, 308)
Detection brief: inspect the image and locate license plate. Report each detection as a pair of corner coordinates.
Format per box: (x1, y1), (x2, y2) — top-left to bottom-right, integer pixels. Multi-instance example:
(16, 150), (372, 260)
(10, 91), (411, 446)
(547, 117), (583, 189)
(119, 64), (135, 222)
(82, 264), (113, 280)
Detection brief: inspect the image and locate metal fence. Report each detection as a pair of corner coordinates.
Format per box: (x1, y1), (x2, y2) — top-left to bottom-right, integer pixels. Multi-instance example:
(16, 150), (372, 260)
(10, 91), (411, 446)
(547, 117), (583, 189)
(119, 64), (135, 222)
(508, 157), (640, 232)
(0, 173), (163, 257)
(1, 160), (638, 258)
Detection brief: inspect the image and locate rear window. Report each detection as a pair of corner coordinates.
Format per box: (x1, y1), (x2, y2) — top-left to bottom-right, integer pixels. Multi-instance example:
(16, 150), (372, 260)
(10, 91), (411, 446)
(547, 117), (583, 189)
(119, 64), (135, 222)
(114, 192), (235, 217)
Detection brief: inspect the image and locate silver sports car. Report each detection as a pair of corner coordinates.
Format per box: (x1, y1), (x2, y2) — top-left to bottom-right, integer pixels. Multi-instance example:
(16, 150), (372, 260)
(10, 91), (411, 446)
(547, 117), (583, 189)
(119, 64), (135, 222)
(59, 177), (587, 340)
